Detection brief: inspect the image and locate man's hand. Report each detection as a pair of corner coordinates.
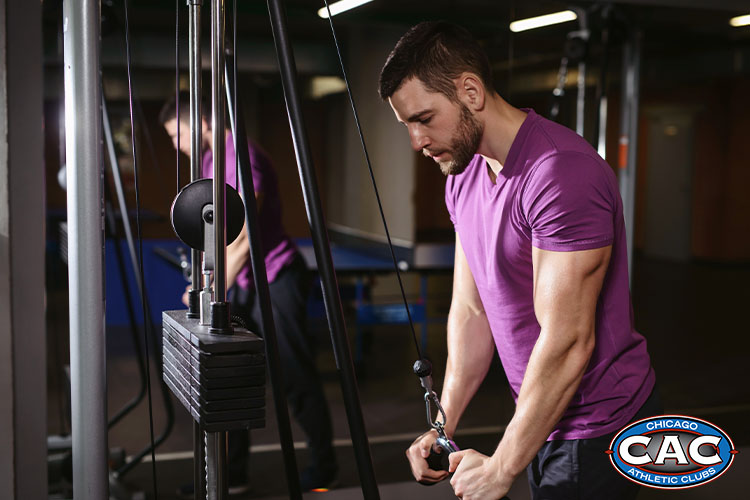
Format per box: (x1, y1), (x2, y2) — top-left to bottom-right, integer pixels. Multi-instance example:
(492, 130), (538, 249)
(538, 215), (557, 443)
(181, 284), (191, 307)
(449, 449), (511, 500)
(406, 429), (450, 484)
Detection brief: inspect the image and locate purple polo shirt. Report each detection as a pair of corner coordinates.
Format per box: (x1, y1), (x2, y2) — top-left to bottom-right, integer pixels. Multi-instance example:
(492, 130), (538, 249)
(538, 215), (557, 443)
(202, 133), (297, 289)
(445, 110), (655, 440)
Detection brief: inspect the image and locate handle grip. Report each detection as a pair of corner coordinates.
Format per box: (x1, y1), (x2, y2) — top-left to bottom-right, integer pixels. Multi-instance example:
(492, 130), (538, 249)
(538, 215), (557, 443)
(426, 445), (450, 472)
(423, 441), (511, 500)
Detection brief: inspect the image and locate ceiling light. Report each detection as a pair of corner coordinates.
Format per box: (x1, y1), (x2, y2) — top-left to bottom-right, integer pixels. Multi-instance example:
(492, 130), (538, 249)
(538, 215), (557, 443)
(729, 14), (750, 27)
(510, 10), (578, 33)
(318, 0), (374, 19)
(309, 76), (347, 99)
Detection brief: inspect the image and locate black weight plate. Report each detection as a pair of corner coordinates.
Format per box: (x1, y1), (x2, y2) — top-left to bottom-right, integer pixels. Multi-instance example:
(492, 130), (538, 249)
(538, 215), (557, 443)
(163, 325), (265, 370)
(163, 346), (265, 386)
(164, 369), (264, 423)
(163, 310), (265, 355)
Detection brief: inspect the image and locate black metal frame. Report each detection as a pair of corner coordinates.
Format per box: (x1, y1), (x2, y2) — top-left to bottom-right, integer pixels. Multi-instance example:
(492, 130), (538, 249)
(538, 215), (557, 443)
(265, 0), (379, 497)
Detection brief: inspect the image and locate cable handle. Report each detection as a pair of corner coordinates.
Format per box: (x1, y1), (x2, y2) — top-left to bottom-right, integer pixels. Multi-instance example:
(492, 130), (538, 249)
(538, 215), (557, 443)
(414, 359), (445, 429)
(425, 432), (510, 500)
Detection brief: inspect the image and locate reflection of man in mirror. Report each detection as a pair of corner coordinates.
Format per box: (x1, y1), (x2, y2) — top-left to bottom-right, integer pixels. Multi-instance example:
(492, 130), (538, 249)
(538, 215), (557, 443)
(160, 95), (338, 494)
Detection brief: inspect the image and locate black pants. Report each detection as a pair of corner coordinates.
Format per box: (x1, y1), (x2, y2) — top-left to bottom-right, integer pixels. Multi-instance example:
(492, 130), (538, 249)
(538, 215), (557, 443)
(527, 389), (662, 500)
(227, 255), (336, 480)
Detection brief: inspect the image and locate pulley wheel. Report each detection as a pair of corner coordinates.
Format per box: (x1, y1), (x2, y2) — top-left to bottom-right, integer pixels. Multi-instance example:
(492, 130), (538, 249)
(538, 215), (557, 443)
(170, 178), (245, 251)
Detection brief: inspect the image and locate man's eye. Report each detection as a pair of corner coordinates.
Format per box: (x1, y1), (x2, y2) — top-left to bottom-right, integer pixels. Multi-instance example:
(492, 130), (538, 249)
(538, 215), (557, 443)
(419, 117), (431, 124)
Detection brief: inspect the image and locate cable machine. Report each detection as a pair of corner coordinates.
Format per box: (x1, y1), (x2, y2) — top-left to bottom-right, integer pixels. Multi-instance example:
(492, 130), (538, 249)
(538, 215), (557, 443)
(549, 4), (641, 280)
(63, 1), (528, 499)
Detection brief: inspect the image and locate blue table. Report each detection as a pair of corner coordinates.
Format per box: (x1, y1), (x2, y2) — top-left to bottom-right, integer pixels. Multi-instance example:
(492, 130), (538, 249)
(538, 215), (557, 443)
(296, 238), (454, 361)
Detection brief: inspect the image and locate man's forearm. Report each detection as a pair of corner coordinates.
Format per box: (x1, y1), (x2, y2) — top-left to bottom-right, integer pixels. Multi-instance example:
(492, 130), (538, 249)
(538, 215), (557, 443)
(490, 325), (594, 480)
(225, 235), (250, 290)
(439, 303), (495, 437)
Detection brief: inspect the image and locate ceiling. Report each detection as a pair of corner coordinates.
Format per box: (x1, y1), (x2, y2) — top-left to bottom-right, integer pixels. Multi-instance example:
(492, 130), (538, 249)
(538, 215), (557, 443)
(40, 0), (750, 95)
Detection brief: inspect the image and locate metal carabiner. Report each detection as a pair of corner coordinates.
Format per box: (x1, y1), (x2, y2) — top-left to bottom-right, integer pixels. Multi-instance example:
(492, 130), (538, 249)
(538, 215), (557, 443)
(424, 390), (447, 431)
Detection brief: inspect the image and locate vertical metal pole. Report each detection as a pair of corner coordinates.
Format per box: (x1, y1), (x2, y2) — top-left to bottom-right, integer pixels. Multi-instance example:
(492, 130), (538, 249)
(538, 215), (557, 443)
(102, 95), (143, 299)
(189, 0), (203, 315)
(188, 5), (206, 455)
(572, 8), (588, 138)
(594, 9), (611, 159)
(225, 60), (303, 499)
(265, 1), (380, 498)
(105, 92), (177, 478)
(63, 0), (109, 498)
(208, 1), (229, 497)
(618, 29), (642, 284)
(211, 0), (226, 303)
(597, 96), (608, 159)
(205, 431), (227, 500)
(194, 423), (207, 500)
(576, 60), (586, 137)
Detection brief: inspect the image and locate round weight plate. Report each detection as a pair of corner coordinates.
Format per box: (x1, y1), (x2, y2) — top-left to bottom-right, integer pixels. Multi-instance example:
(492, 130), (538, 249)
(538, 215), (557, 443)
(170, 178), (245, 251)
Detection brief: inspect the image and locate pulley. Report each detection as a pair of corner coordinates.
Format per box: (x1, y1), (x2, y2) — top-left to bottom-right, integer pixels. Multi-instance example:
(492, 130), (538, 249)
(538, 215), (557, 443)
(170, 178), (245, 251)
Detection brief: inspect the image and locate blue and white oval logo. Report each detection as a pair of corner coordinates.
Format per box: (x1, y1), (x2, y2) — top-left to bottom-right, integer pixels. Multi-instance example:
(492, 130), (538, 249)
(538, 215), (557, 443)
(607, 415), (738, 489)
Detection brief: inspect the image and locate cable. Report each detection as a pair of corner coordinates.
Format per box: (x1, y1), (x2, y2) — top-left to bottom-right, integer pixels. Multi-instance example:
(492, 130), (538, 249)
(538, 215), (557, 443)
(321, 0), (422, 360)
(123, 0), (159, 497)
(176, 0), (181, 193)
(233, 0), (239, 189)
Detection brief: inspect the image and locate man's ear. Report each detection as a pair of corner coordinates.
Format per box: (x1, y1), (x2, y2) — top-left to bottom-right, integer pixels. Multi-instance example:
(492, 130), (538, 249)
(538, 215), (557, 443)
(457, 73), (486, 112)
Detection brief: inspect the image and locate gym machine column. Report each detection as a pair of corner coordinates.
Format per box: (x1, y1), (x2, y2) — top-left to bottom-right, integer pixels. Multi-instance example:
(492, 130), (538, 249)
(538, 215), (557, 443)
(208, 0), (228, 495)
(188, 1), (208, 498)
(63, 0), (109, 497)
(265, 0), (380, 497)
(618, 29), (642, 283)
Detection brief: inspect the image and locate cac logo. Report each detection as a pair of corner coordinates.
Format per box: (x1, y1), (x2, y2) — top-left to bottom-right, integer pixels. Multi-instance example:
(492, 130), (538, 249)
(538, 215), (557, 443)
(607, 415), (738, 489)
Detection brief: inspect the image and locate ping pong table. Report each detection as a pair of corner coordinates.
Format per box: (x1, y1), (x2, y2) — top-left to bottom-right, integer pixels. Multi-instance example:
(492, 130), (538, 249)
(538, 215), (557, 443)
(295, 235), (455, 362)
(148, 232), (455, 361)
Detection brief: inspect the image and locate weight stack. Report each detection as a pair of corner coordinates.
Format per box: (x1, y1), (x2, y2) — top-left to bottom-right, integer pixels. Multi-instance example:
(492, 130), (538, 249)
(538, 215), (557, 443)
(162, 310), (266, 432)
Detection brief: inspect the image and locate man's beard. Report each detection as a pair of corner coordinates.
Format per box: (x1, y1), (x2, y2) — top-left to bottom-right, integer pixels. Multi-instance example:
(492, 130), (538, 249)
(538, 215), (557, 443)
(433, 105), (483, 176)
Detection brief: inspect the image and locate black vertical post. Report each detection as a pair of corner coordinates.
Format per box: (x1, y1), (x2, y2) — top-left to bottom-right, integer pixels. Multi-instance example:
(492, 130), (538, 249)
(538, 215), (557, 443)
(224, 55), (302, 499)
(264, 1), (380, 498)
(194, 422), (206, 500)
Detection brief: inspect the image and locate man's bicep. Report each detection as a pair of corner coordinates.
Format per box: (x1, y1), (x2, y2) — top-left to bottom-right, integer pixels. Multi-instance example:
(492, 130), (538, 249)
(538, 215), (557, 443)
(531, 246), (611, 337)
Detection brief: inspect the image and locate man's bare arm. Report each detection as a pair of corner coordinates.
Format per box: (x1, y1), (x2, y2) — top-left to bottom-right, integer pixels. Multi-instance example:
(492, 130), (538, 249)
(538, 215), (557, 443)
(225, 191), (263, 290)
(405, 233), (495, 484)
(440, 233), (496, 436)
(491, 245), (611, 482)
(448, 245), (611, 498)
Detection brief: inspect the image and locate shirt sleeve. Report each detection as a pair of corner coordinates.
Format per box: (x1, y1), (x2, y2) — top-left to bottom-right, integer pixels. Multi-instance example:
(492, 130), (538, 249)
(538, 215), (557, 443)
(521, 152), (615, 251)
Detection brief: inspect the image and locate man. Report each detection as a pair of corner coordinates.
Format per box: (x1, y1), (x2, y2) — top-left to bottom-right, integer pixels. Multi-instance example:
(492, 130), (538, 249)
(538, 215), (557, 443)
(159, 96), (338, 493)
(379, 22), (658, 500)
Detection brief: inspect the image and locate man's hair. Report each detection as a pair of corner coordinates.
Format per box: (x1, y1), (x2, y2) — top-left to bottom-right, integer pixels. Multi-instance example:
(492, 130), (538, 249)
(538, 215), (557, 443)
(378, 21), (494, 101)
(158, 91), (203, 127)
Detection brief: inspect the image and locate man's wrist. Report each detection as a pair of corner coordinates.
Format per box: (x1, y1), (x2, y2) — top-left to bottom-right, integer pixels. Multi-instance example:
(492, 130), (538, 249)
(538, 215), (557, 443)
(487, 449), (517, 490)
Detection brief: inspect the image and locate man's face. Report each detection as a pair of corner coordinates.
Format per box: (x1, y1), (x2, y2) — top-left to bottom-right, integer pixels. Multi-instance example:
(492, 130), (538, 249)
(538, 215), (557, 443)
(388, 78), (483, 176)
(163, 118), (192, 157)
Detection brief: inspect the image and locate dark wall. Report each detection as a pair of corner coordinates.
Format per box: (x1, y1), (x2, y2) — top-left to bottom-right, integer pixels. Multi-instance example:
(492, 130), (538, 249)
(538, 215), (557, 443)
(635, 77), (750, 261)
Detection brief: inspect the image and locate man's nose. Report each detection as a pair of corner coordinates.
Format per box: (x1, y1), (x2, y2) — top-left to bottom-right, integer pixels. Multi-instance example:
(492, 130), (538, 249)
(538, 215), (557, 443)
(409, 128), (429, 152)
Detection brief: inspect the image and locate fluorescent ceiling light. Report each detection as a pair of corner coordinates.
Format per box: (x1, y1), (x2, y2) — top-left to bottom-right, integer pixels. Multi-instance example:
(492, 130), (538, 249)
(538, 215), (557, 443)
(310, 76), (347, 99)
(318, 0), (374, 19)
(510, 10), (577, 33)
(729, 14), (750, 27)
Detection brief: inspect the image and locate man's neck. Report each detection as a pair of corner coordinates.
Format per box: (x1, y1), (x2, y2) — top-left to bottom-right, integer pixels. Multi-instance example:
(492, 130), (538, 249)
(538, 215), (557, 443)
(476, 96), (527, 178)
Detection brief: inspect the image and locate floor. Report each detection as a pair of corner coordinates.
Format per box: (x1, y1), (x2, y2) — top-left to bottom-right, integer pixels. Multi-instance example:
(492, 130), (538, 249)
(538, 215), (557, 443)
(46, 253), (750, 499)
